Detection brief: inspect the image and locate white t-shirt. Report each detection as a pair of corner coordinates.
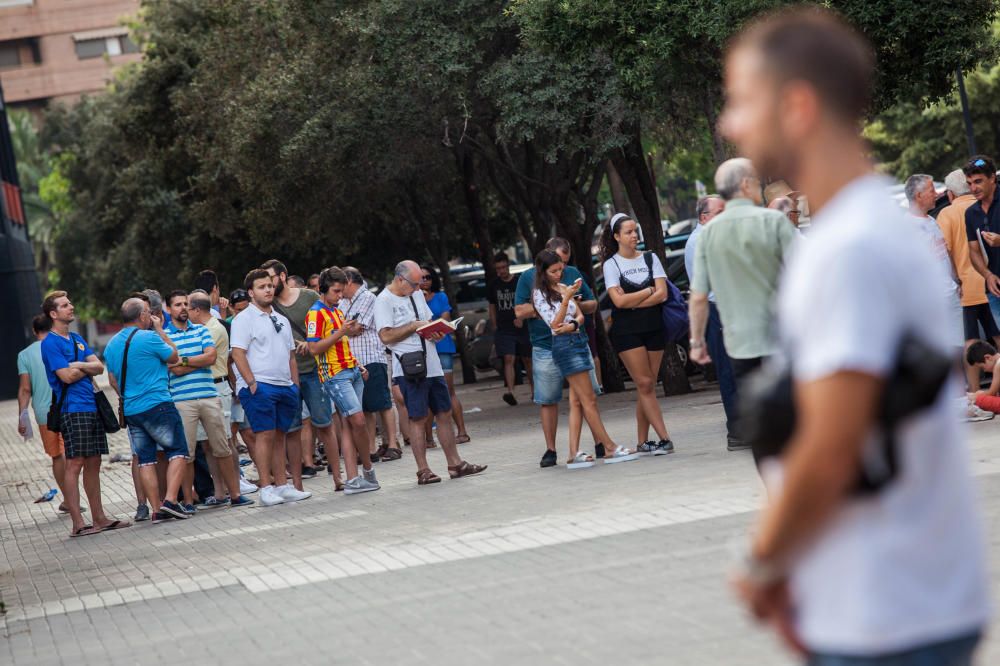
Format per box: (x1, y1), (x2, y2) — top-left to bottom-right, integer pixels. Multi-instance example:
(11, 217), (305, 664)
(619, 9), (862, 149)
(602, 252), (666, 291)
(775, 175), (990, 654)
(531, 289), (579, 326)
(229, 303), (295, 391)
(373, 288), (443, 379)
(911, 213), (963, 345)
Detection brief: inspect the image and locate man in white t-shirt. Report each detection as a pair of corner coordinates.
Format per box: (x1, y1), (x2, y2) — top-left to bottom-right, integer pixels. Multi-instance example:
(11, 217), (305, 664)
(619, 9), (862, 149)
(721, 9), (989, 664)
(230, 268), (311, 507)
(374, 260), (486, 486)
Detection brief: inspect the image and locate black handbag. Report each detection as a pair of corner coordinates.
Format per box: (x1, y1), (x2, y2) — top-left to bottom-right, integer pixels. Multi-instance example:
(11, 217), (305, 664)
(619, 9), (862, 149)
(396, 296), (428, 381)
(46, 335), (80, 433)
(93, 384), (121, 434)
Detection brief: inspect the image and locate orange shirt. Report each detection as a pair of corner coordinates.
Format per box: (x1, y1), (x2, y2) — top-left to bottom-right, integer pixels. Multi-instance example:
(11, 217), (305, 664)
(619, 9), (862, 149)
(937, 194), (987, 307)
(305, 301), (357, 381)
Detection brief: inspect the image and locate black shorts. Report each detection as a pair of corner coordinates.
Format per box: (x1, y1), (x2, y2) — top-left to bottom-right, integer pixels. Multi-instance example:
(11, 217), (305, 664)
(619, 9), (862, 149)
(610, 328), (666, 354)
(396, 376), (452, 420)
(494, 329), (531, 357)
(60, 411), (109, 459)
(362, 362), (393, 413)
(963, 303), (1000, 341)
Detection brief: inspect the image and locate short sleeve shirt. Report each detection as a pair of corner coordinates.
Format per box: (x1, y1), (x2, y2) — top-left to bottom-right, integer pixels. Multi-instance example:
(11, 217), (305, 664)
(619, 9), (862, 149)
(340, 288), (383, 366)
(103, 328), (175, 416)
(515, 266), (594, 351)
(602, 252), (666, 290)
(165, 322), (217, 401)
(425, 291), (456, 354)
(41, 331), (96, 413)
(306, 300), (357, 381)
(230, 303), (295, 391)
(17, 341), (52, 424)
(531, 289), (579, 326)
(964, 188), (1000, 276)
(204, 317), (230, 380)
(488, 277), (519, 332)
(373, 288), (443, 379)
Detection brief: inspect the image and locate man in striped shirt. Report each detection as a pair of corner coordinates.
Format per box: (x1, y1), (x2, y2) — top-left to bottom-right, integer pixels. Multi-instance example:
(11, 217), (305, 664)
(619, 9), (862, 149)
(306, 267), (379, 494)
(165, 291), (244, 511)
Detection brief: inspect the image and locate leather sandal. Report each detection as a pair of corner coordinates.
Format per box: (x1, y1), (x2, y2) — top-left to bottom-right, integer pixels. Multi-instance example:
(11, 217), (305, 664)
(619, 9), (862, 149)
(416, 468), (441, 485)
(370, 444), (388, 463)
(381, 447), (402, 462)
(448, 461), (487, 479)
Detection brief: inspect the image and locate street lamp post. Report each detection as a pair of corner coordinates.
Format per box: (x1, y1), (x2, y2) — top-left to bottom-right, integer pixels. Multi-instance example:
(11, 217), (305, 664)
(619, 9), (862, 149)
(956, 67), (978, 156)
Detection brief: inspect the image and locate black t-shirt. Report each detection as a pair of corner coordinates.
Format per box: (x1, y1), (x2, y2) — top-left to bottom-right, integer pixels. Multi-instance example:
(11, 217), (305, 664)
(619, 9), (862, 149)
(965, 188), (1000, 276)
(488, 277), (519, 332)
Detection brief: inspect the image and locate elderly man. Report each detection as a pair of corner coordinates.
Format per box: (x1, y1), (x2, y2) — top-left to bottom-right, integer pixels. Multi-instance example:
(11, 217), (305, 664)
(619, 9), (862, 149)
(684, 194), (745, 451)
(768, 196), (802, 227)
(939, 169), (1000, 390)
(906, 174), (964, 351)
(374, 260), (486, 485)
(688, 158), (798, 387)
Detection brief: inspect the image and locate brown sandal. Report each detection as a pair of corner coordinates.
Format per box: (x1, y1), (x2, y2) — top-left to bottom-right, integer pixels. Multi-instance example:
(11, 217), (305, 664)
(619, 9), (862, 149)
(416, 468), (441, 485)
(448, 461), (487, 479)
(381, 447), (402, 462)
(370, 444), (388, 463)
(456, 434), (471, 444)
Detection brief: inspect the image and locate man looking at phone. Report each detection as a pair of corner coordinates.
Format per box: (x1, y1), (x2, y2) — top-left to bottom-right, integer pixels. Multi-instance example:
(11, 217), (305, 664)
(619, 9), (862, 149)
(307, 266), (379, 494)
(964, 155), (1000, 325)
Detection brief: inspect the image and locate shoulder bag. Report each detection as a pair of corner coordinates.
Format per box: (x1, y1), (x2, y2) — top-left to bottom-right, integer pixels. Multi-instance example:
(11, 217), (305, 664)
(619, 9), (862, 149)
(645, 252), (689, 343)
(395, 296), (427, 381)
(45, 335), (80, 433)
(116, 329), (140, 428)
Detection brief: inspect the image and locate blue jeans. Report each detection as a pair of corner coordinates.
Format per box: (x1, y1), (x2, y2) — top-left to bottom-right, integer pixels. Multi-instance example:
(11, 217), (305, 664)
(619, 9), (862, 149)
(533, 345), (600, 405)
(808, 631), (980, 666)
(551, 332), (594, 378)
(706, 303), (738, 439)
(289, 369), (334, 431)
(324, 366), (365, 417)
(989, 293), (1000, 330)
(126, 401), (189, 466)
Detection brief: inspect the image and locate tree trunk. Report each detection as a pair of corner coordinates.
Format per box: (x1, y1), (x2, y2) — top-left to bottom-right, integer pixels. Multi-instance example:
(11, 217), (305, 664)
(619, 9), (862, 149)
(605, 159), (631, 215)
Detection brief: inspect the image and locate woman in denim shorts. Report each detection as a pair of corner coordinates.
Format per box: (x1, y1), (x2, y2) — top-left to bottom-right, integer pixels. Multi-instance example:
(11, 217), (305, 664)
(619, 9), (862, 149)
(531, 250), (637, 468)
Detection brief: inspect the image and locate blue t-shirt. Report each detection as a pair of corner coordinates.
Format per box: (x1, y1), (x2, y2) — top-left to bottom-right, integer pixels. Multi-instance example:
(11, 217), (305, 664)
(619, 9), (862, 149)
(17, 340), (52, 424)
(515, 265), (595, 351)
(426, 291), (456, 355)
(165, 322), (218, 401)
(40, 331), (97, 413)
(103, 328), (175, 417)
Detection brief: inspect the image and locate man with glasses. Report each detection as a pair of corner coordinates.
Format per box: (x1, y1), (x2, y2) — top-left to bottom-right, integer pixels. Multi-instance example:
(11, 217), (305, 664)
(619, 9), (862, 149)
(230, 269), (311, 507)
(689, 158), (798, 396)
(374, 260), (487, 486)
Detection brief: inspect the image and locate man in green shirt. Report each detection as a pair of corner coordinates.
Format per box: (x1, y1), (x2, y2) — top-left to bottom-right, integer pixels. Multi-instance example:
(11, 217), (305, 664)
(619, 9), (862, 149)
(689, 157), (798, 381)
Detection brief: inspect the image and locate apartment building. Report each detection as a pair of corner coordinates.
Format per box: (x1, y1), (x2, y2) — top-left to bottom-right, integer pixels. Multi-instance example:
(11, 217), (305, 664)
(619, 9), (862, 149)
(0, 0), (141, 110)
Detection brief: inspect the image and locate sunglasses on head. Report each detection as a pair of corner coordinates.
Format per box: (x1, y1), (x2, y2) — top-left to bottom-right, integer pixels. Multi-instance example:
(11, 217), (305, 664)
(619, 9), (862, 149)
(970, 158), (988, 168)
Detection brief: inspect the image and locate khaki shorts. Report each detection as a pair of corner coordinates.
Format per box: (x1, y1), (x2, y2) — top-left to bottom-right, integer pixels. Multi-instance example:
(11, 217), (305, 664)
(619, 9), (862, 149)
(175, 397), (234, 459)
(38, 425), (65, 458)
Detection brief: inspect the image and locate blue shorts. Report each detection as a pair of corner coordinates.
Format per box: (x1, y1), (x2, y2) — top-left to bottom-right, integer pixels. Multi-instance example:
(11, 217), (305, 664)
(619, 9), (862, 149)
(808, 630), (980, 666)
(238, 382), (300, 433)
(494, 329), (531, 358)
(362, 362), (393, 413)
(324, 366), (365, 417)
(552, 332), (594, 377)
(396, 375), (451, 420)
(439, 352), (454, 373)
(289, 369), (334, 432)
(533, 344), (599, 406)
(126, 401), (189, 466)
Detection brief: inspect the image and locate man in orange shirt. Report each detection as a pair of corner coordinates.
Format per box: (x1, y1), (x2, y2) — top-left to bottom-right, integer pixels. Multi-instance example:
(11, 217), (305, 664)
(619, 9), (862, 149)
(306, 266), (379, 495)
(938, 168), (1000, 390)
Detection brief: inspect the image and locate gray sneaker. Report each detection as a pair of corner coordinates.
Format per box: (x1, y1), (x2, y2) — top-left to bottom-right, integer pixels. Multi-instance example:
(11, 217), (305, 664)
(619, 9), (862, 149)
(343, 476), (380, 495)
(135, 504), (150, 522)
(636, 441), (657, 456)
(363, 468), (380, 489)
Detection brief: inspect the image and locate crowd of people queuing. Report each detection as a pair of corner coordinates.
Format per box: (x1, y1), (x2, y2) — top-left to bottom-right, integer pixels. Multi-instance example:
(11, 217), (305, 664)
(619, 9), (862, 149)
(11, 6), (996, 663)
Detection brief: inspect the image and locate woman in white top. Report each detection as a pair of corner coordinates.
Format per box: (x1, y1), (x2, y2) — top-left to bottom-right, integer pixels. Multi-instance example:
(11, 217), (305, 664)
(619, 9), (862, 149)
(600, 213), (674, 456)
(532, 250), (637, 467)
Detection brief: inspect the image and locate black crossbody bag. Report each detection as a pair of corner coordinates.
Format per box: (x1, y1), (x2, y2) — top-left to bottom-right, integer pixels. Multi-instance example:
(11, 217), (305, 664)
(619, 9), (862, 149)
(395, 296), (427, 381)
(116, 329), (139, 428)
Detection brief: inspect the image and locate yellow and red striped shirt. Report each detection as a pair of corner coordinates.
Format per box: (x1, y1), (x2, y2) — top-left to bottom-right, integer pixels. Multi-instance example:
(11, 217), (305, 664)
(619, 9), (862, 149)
(305, 301), (357, 381)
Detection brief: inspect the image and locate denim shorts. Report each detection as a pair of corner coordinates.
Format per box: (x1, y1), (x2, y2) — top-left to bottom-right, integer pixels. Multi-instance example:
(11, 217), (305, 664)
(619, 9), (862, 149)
(237, 382), (300, 433)
(324, 366), (365, 417)
(533, 342), (599, 406)
(396, 375), (451, 419)
(289, 369), (334, 431)
(126, 401), (189, 466)
(439, 352), (454, 374)
(552, 332), (594, 378)
(362, 362), (393, 412)
(808, 630), (980, 666)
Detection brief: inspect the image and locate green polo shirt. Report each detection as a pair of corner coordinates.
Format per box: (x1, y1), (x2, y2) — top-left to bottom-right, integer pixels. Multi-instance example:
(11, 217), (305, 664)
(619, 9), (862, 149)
(691, 198), (798, 359)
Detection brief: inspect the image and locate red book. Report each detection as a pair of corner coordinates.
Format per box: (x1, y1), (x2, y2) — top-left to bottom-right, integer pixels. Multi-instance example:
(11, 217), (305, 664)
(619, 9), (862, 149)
(416, 317), (463, 339)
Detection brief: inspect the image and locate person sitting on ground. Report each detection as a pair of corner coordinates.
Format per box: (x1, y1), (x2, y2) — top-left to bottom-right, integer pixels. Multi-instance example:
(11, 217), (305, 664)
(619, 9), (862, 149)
(966, 341), (1000, 413)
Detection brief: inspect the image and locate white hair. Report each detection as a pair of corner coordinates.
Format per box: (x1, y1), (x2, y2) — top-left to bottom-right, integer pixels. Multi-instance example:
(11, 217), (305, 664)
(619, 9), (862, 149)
(714, 158), (756, 201)
(904, 174), (933, 203)
(944, 169), (970, 196)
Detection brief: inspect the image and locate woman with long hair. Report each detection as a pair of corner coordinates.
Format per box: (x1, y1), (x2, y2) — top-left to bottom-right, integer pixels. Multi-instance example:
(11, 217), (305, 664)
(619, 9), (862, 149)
(600, 213), (675, 455)
(532, 250), (637, 467)
(420, 265), (470, 445)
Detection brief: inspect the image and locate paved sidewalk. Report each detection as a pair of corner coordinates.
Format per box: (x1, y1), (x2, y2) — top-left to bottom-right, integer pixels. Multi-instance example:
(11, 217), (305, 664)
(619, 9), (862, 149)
(2, 379), (999, 665)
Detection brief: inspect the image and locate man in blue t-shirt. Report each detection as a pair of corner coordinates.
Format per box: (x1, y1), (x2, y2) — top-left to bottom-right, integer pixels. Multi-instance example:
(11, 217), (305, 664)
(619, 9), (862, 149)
(104, 297), (192, 522)
(514, 237), (599, 468)
(40, 290), (131, 537)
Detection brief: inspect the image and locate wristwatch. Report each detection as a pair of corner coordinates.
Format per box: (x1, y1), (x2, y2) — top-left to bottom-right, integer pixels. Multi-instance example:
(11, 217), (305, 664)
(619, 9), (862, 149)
(689, 339), (705, 349)
(180, 356), (189, 367)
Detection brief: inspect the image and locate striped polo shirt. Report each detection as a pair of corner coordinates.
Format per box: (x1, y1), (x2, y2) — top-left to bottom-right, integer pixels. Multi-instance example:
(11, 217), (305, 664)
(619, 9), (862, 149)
(165, 321), (218, 401)
(305, 300), (357, 381)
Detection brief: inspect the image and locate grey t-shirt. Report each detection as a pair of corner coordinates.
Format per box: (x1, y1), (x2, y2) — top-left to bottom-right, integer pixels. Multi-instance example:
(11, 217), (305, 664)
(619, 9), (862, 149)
(373, 288), (443, 379)
(273, 288), (321, 375)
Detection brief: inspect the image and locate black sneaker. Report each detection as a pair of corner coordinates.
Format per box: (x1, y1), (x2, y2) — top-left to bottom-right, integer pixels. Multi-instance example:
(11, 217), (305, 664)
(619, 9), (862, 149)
(594, 443), (606, 459)
(502, 392), (517, 406)
(301, 466), (318, 479)
(160, 500), (188, 520)
(152, 511), (173, 524)
(727, 436), (751, 452)
(539, 449), (557, 468)
(654, 439), (674, 456)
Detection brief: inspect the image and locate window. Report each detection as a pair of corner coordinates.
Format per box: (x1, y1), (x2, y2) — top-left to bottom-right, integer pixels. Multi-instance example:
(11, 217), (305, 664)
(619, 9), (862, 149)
(74, 38), (106, 60)
(0, 42), (20, 69)
(74, 33), (139, 60)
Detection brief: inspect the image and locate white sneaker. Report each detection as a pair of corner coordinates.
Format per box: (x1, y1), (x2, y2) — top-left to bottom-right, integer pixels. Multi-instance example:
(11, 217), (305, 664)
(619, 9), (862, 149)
(240, 478), (259, 495)
(259, 485), (285, 507)
(276, 484), (312, 502)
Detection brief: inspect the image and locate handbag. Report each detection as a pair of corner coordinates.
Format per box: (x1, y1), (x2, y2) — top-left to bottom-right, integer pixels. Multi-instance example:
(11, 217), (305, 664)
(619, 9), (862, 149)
(395, 295), (428, 381)
(93, 384), (121, 434)
(648, 249), (689, 343)
(46, 334), (81, 433)
(116, 329), (139, 428)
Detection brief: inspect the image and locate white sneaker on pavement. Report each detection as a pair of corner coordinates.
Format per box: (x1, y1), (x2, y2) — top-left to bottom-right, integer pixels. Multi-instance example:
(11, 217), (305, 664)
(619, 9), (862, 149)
(240, 478), (259, 495)
(259, 485), (285, 507)
(277, 484), (312, 502)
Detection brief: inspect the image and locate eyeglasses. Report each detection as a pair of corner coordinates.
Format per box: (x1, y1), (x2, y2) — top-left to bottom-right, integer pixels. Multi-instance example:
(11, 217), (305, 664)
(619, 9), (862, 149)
(269, 315), (284, 334)
(400, 275), (420, 289)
